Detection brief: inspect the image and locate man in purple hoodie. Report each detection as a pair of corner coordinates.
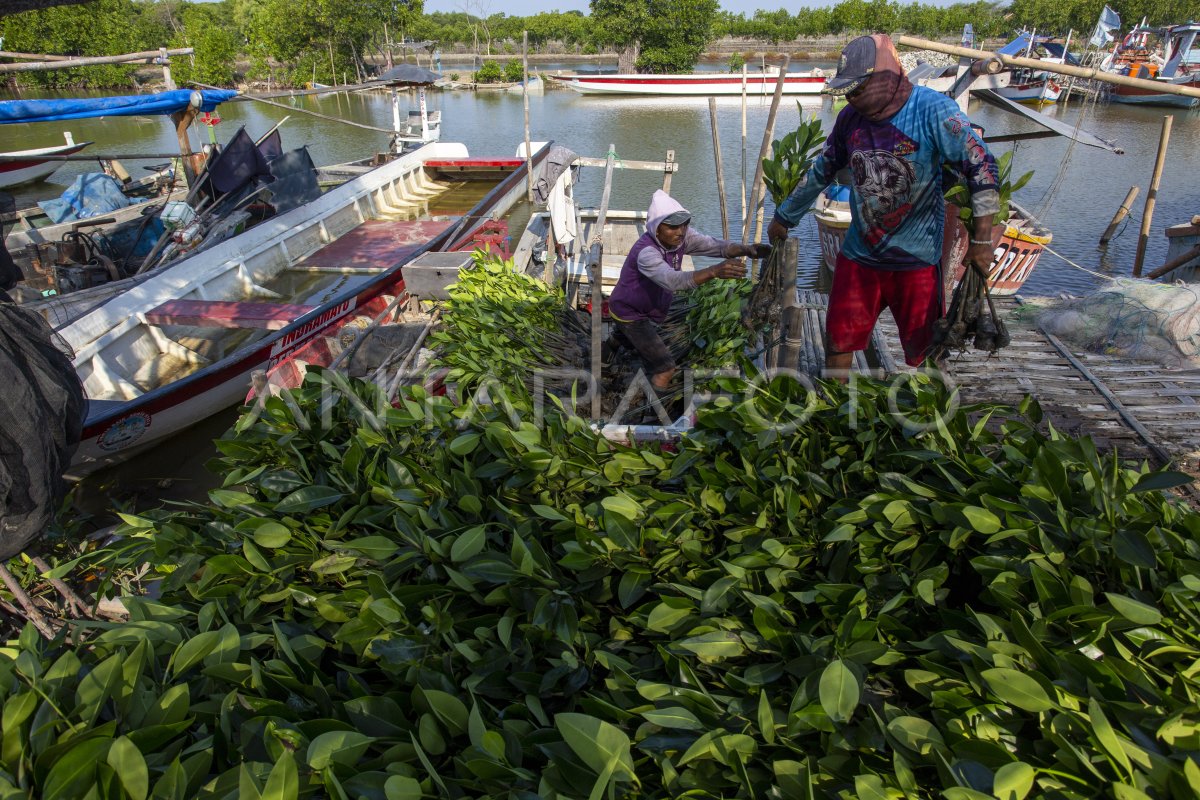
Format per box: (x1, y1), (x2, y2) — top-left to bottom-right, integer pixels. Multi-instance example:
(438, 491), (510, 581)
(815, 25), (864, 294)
(608, 190), (768, 391)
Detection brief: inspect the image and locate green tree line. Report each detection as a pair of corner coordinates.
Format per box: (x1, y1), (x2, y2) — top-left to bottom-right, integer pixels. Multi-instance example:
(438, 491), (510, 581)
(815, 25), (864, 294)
(2, 0), (1196, 88)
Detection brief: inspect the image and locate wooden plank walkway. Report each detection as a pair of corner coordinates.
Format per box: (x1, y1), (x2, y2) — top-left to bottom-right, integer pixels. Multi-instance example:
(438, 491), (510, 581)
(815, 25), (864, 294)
(790, 291), (1200, 472)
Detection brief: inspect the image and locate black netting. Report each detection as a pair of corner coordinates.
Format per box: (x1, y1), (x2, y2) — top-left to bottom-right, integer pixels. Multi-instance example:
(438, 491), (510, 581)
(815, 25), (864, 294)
(0, 196), (85, 558)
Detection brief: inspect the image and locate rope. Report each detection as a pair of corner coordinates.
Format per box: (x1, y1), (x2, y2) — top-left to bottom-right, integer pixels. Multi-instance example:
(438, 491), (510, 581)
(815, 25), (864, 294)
(1040, 243), (1117, 282)
(1033, 89), (1100, 220)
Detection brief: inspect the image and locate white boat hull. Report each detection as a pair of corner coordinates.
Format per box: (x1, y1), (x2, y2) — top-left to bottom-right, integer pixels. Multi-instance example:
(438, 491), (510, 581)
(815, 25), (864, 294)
(0, 140), (92, 189)
(550, 71), (828, 96)
(996, 78), (1062, 103)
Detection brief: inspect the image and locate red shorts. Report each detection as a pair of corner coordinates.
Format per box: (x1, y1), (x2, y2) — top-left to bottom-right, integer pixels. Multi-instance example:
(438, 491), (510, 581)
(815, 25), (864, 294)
(826, 253), (942, 367)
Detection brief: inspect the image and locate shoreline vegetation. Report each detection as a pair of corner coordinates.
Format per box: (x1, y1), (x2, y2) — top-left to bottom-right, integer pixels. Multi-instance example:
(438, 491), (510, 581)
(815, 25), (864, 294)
(1, 0), (1190, 91)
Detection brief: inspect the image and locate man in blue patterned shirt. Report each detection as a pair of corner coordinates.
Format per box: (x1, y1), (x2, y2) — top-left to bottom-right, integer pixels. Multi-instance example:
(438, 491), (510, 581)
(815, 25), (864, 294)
(768, 34), (1000, 374)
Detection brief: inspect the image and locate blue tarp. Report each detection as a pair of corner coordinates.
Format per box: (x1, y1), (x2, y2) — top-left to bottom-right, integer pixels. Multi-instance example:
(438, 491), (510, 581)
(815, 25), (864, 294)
(998, 33), (1035, 56)
(36, 173), (134, 224)
(0, 89), (238, 125)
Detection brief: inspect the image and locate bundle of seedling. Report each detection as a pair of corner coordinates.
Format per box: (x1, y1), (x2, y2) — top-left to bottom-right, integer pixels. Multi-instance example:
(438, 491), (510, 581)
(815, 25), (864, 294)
(6, 362), (1200, 799)
(428, 254), (751, 420)
(747, 113), (826, 333)
(932, 151), (1032, 359)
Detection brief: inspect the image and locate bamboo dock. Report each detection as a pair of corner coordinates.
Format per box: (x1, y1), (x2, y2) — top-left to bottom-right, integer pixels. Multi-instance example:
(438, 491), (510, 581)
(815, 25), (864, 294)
(794, 290), (1200, 473)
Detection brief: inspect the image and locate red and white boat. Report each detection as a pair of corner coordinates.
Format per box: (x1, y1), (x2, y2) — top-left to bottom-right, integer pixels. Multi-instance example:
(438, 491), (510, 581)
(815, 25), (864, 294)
(0, 132), (91, 189)
(59, 141), (550, 475)
(996, 71), (1063, 104)
(549, 69), (828, 96)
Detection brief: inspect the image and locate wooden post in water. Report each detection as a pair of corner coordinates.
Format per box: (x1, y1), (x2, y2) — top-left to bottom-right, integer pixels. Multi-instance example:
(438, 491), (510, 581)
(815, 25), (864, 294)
(1133, 115), (1173, 278)
(523, 31), (534, 203)
(708, 98), (729, 239)
(1099, 185), (1140, 244)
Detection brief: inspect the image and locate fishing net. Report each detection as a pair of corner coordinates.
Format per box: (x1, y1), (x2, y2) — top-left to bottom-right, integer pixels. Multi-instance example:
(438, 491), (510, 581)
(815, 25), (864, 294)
(0, 195), (86, 560)
(1039, 279), (1200, 367)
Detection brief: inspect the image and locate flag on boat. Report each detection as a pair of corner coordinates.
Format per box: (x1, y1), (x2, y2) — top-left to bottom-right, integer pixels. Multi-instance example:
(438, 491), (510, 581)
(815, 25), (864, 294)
(1090, 5), (1121, 47)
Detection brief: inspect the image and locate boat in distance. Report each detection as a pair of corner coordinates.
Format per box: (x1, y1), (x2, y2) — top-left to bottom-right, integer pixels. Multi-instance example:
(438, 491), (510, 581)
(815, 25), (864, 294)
(548, 69), (828, 96)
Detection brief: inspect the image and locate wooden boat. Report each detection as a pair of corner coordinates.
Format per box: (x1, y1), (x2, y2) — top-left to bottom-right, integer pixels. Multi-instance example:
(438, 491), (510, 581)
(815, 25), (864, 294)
(507, 148), (692, 300)
(548, 69), (827, 96)
(0, 133), (91, 189)
(996, 71), (1063, 104)
(61, 141), (550, 475)
(1103, 23), (1200, 108)
(511, 208), (696, 296)
(993, 32), (1069, 104)
(812, 186), (1052, 296)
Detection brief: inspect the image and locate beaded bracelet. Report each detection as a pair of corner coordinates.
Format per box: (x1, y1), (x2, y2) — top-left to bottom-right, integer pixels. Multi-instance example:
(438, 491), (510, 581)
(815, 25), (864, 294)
(969, 238), (993, 245)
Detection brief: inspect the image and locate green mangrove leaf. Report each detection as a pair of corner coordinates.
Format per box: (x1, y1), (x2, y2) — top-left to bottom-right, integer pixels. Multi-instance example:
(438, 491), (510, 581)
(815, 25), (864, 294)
(1103, 592), (1162, 626)
(306, 731), (373, 770)
(993, 762), (1035, 800)
(981, 668), (1054, 712)
(887, 716), (945, 755)
(107, 736), (149, 800)
(678, 631), (745, 659)
(384, 775), (423, 800)
(252, 522), (292, 549)
(818, 659), (860, 723)
(640, 707), (703, 730)
(260, 752), (298, 800)
(554, 712), (635, 781)
(275, 485), (344, 514)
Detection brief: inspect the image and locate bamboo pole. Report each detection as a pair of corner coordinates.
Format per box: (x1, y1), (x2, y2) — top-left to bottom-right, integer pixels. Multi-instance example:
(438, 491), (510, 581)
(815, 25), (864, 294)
(708, 98), (729, 239)
(0, 47), (192, 73)
(590, 147), (617, 420)
(523, 31), (534, 203)
(740, 64), (748, 229)
(0, 50), (72, 61)
(1099, 185), (1140, 244)
(1133, 115), (1173, 278)
(0, 153), (181, 162)
(743, 57), (790, 281)
(895, 35), (1200, 100)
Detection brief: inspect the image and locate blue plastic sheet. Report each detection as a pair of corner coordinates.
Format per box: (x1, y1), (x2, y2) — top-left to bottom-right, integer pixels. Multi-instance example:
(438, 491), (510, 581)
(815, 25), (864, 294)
(0, 89), (237, 125)
(37, 173), (134, 224)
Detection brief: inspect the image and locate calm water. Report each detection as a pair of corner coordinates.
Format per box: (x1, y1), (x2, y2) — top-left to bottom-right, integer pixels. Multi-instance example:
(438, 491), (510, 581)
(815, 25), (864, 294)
(8, 83), (1200, 297)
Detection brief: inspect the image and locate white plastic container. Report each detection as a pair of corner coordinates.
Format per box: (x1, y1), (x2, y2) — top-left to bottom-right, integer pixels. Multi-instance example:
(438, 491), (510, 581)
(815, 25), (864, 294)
(160, 201), (197, 231)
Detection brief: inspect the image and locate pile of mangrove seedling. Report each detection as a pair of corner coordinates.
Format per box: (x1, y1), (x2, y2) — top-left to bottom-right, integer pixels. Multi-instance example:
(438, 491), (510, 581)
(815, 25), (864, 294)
(932, 151), (1032, 359)
(428, 255), (751, 421)
(3, 365), (1200, 799)
(746, 113), (826, 334)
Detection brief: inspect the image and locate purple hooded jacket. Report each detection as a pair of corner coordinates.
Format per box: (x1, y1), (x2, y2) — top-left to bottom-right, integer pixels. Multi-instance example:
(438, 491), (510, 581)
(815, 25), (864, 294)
(608, 191), (732, 323)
